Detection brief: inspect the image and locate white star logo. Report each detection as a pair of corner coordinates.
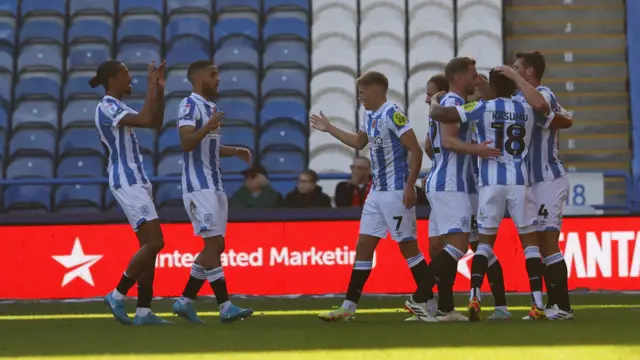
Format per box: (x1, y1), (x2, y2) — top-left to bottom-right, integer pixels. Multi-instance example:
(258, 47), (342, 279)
(457, 250), (475, 279)
(52, 238), (103, 287)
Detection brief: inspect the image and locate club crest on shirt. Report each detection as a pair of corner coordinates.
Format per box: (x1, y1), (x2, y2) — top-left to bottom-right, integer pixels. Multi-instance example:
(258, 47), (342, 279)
(203, 213), (213, 226)
(392, 111), (407, 126)
(461, 217), (470, 230)
(140, 205), (150, 217)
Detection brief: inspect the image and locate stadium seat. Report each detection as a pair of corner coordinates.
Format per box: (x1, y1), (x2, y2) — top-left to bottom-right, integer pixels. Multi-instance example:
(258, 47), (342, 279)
(117, 18), (162, 45)
(0, 21), (15, 55)
(310, 71), (357, 129)
(68, 18), (113, 45)
(359, 0), (406, 43)
(215, 99), (256, 127)
(214, 18), (259, 50)
(158, 128), (181, 156)
(135, 128), (155, 156)
(214, 46), (259, 71)
(0, 0), (18, 18)
(260, 100), (306, 128)
(0, 109), (6, 132)
(166, 44), (210, 69)
(118, 41), (160, 56)
(59, 128), (105, 157)
(6, 156), (54, 178)
(456, 0), (502, 71)
(222, 126), (256, 152)
(57, 155), (104, 178)
(215, 0), (260, 15)
(0, 131), (5, 162)
(118, 0), (163, 16)
(9, 129), (55, 159)
(126, 99), (144, 112)
(311, 34), (357, 77)
(0, 73), (11, 108)
(117, 48), (161, 71)
(157, 153), (183, 176)
(264, 0), (310, 14)
(64, 75), (102, 102)
(129, 70), (150, 96)
(259, 122), (306, 154)
(261, 150), (304, 174)
(167, 0), (211, 17)
(0, 50), (11, 73)
(19, 19), (64, 46)
(62, 99), (96, 129)
(15, 75), (60, 102)
(263, 41), (309, 71)
(3, 185), (52, 213)
(270, 179), (296, 196)
(55, 184), (103, 212)
(263, 18), (309, 44)
(68, 44), (111, 73)
(166, 16), (210, 50)
(218, 69), (258, 101)
(20, 0), (66, 19)
(262, 69), (307, 101)
(162, 98), (182, 129)
(408, 2), (454, 75)
(155, 183), (182, 208)
(12, 100), (58, 130)
(18, 44), (63, 73)
(70, 0), (115, 17)
(311, 0), (357, 39)
(309, 145), (354, 173)
(165, 70), (190, 98)
(220, 156), (249, 174)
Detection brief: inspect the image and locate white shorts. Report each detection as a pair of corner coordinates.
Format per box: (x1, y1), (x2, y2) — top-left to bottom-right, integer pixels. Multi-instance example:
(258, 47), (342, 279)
(426, 191), (472, 237)
(182, 189), (228, 238)
(531, 176), (569, 232)
(477, 185), (537, 234)
(360, 189), (417, 242)
(112, 183), (158, 231)
(468, 193), (479, 242)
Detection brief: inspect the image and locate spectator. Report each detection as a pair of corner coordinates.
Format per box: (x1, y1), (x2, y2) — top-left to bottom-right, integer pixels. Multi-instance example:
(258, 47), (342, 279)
(335, 156), (372, 207)
(229, 164), (283, 209)
(284, 170), (332, 208)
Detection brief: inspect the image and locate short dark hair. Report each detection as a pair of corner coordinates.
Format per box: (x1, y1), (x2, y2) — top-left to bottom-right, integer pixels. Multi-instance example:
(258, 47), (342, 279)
(489, 69), (517, 98)
(516, 50), (546, 81)
(187, 60), (216, 83)
(356, 71), (389, 91)
(89, 60), (122, 89)
(444, 57), (476, 81)
(300, 169), (319, 182)
(427, 74), (449, 92)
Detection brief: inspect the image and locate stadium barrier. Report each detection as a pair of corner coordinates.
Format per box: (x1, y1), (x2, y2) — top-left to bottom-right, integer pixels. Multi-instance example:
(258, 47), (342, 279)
(1, 216), (639, 299)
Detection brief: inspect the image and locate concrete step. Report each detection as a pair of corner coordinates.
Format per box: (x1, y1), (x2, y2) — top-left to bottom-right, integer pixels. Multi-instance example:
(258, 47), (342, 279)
(564, 105), (627, 121)
(562, 148), (630, 167)
(552, 92), (628, 107)
(504, 0), (623, 6)
(507, 34), (626, 52)
(545, 62), (628, 79)
(509, 20), (624, 36)
(506, 5), (625, 22)
(564, 161), (630, 172)
(505, 48), (626, 63)
(562, 120), (629, 134)
(545, 77), (627, 93)
(559, 134), (629, 151)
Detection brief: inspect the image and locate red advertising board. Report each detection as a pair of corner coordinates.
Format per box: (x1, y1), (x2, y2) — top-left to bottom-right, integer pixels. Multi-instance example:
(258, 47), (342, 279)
(1, 217), (639, 299)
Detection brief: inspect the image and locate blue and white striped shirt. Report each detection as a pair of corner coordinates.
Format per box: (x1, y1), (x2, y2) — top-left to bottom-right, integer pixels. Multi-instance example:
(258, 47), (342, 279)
(359, 102), (411, 191)
(95, 95), (149, 190)
(514, 86), (567, 184)
(177, 92), (223, 193)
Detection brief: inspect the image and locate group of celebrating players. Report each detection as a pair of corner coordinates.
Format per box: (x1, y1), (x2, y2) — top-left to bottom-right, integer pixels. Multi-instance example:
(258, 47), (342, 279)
(91, 49), (573, 326)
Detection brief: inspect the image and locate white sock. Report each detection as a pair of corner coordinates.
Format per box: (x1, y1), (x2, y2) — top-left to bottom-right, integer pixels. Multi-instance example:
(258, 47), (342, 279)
(533, 291), (544, 309)
(112, 289), (125, 301)
(219, 300), (232, 313)
(341, 300), (357, 312)
(469, 287), (482, 302)
(178, 296), (192, 305)
(136, 307), (151, 316)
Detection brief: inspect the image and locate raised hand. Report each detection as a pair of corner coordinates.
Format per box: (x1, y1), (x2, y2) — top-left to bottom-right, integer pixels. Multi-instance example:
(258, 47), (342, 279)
(156, 60), (167, 88)
(430, 91), (446, 106)
(147, 60), (157, 83)
(310, 111), (331, 132)
(206, 111), (224, 132)
(495, 65), (519, 80)
(475, 140), (501, 158)
(236, 148), (252, 164)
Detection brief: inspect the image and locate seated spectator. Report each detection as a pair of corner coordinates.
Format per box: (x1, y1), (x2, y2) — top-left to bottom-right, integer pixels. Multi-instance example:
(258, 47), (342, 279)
(335, 156), (372, 207)
(284, 170), (331, 208)
(229, 164), (283, 209)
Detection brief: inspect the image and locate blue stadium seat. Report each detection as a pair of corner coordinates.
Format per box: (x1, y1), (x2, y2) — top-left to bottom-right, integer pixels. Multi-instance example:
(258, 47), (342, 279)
(3, 185), (52, 213)
(55, 184), (103, 212)
(220, 156), (249, 174)
(0, 131), (5, 161)
(119, 0), (163, 16)
(217, 99), (256, 126)
(214, 46), (259, 70)
(64, 75), (102, 102)
(263, 41), (308, 70)
(166, 45), (209, 69)
(15, 76), (61, 102)
(261, 150), (304, 174)
(9, 129), (55, 158)
(259, 123), (306, 154)
(62, 100), (95, 128)
(166, 17), (210, 50)
(104, 187), (116, 210)
(68, 18), (113, 45)
(130, 71), (150, 96)
(216, 0), (260, 14)
(264, 0), (310, 14)
(67, 44), (111, 73)
(155, 183), (182, 208)
(263, 18), (308, 44)
(168, 0), (211, 16)
(260, 99), (306, 128)
(57, 155), (104, 178)
(118, 41), (160, 55)
(117, 18), (162, 45)
(165, 70), (190, 98)
(262, 69), (308, 100)
(21, 0), (66, 19)
(126, 99), (144, 112)
(0, 0), (17, 18)
(0, 22), (16, 55)
(135, 128), (155, 156)
(12, 101), (58, 130)
(218, 70), (258, 101)
(222, 126), (255, 152)
(0, 51), (11, 73)
(70, 0), (115, 17)
(19, 19), (64, 46)
(158, 128), (180, 156)
(18, 44), (63, 73)
(271, 179), (295, 196)
(163, 98), (182, 129)
(6, 156), (54, 178)
(157, 153), (182, 176)
(59, 128), (105, 157)
(0, 108), (6, 131)
(0, 73), (12, 107)
(117, 48), (161, 71)
(214, 18), (258, 50)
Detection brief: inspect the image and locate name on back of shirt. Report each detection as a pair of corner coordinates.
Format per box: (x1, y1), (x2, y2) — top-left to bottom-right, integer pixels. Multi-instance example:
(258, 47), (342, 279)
(492, 111), (529, 122)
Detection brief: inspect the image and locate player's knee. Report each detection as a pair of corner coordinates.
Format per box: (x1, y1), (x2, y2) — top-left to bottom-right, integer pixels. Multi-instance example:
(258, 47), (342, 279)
(445, 232), (469, 253)
(355, 236), (378, 260)
(203, 235), (225, 255)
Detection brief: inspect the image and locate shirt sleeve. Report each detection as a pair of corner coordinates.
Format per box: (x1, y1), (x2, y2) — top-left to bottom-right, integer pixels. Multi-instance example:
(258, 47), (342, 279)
(177, 98), (199, 128)
(385, 106), (412, 137)
(97, 99), (131, 127)
(359, 113), (367, 133)
(455, 101), (485, 124)
(535, 109), (557, 129)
